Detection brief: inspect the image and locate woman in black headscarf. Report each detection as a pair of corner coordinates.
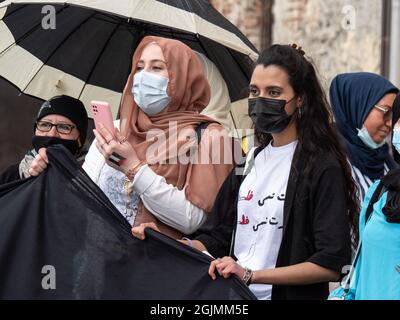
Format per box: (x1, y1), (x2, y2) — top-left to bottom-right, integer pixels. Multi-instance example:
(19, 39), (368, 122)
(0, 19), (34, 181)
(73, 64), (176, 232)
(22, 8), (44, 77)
(0, 95), (88, 184)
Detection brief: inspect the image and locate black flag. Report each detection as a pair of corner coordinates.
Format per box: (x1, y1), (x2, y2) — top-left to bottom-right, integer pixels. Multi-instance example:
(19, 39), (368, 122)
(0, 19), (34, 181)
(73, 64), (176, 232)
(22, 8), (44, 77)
(0, 146), (255, 300)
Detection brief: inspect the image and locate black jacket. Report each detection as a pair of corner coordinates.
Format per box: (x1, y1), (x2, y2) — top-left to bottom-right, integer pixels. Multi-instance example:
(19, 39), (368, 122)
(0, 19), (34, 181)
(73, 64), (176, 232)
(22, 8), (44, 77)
(195, 146), (352, 300)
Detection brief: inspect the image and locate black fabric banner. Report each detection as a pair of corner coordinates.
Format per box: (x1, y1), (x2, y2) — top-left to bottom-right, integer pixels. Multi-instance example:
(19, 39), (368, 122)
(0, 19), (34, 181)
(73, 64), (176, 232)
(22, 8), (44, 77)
(0, 146), (255, 300)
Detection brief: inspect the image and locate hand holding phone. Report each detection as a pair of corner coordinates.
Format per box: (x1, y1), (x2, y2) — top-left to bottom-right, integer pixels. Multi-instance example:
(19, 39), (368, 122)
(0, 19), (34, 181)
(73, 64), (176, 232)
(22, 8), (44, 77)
(91, 100), (115, 137)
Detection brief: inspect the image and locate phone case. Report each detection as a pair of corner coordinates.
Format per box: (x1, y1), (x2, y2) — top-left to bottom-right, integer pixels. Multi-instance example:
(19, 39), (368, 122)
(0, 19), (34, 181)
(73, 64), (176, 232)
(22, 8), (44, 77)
(91, 100), (115, 136)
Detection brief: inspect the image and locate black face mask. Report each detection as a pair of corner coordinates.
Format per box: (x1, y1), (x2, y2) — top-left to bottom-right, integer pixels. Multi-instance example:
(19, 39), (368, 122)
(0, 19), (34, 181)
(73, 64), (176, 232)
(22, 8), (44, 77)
(248, 96), (296, 134)
(32, 136), (81, 156)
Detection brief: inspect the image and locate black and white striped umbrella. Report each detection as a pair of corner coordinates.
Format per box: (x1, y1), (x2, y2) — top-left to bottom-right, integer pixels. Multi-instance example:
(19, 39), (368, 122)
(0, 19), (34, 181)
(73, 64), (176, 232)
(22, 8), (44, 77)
(0, 0), (258, 118)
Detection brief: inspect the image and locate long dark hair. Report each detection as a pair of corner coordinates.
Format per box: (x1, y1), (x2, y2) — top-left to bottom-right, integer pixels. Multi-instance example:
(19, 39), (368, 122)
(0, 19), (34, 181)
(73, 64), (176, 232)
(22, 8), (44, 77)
(254, 44), (360, 243)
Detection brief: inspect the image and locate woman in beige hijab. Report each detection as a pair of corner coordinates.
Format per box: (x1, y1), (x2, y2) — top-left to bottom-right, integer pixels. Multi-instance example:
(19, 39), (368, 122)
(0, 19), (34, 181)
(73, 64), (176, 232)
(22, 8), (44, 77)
(84, 36), (235, 238)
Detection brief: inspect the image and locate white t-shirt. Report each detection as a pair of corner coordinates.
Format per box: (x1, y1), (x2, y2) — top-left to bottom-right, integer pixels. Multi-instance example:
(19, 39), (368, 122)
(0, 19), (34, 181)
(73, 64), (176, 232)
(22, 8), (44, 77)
(234, 140), (297, 300)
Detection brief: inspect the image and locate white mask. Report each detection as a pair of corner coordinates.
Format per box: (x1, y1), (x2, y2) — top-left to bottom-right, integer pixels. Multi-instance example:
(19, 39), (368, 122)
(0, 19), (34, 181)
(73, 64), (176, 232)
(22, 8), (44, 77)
(132, 71), (171, 115)
(357, 126), (387, 149)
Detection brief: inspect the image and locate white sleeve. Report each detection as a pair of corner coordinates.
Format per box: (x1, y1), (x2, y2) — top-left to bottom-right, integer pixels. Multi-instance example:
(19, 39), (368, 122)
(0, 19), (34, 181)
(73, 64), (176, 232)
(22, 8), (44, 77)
(82, 119), (119, 183)
(131, 165), (207, 234)
(82, 139), (105, 184)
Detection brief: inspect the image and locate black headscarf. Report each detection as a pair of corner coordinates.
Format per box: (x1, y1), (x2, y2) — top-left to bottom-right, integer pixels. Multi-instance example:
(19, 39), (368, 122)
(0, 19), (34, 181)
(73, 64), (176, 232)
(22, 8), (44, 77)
(35, 95), (88, 146)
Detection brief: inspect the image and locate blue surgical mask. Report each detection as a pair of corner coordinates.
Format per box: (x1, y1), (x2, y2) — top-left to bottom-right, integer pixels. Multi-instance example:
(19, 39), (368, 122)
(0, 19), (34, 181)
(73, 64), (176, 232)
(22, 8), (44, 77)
(132, 70), (171, 115)
(392, 129), (400, 154)
(357, 126), (386, 149)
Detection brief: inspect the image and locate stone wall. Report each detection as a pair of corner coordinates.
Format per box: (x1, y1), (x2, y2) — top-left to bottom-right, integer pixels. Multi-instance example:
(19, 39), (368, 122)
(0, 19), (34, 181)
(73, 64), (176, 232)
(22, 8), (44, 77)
(273, 0), (383, 89)
(210, 0), (265, 50)
(212, 0), (383, 91)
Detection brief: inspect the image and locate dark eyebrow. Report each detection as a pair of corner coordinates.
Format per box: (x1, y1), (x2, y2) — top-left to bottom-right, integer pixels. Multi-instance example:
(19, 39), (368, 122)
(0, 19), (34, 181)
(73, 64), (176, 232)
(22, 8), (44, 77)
(249, 84), (283, 90)
(266, 85), (283, 90)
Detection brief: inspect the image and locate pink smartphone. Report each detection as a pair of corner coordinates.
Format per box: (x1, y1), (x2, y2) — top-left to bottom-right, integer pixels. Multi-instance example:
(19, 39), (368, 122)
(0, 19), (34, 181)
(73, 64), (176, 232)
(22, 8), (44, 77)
(91, 100), (115, 136)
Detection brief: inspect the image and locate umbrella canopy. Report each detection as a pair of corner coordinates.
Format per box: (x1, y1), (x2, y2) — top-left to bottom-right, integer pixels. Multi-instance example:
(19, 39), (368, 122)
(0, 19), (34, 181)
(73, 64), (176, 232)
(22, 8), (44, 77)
(0, 0), (258, 118)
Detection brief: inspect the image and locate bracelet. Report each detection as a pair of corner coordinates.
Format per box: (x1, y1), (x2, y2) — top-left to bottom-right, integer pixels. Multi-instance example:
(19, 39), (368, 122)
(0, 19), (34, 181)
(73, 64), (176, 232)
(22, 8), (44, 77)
(242, 267), (253, 286)
(123, 178), (134, 195)
(182, 237), (194, 248)
(125, 160), (146, 181)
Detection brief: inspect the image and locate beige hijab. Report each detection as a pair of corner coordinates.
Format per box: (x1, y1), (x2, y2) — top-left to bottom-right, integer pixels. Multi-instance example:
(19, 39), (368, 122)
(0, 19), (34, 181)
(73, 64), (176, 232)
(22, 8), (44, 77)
(119, 36), (234, 236)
